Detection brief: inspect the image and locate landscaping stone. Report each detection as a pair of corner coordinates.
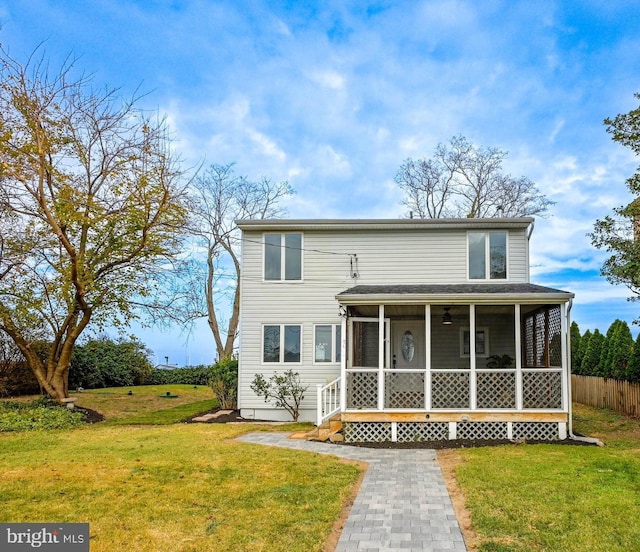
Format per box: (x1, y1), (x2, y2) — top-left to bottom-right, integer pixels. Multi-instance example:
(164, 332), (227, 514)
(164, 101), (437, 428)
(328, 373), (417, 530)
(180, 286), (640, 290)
(191, 410), (233, 422)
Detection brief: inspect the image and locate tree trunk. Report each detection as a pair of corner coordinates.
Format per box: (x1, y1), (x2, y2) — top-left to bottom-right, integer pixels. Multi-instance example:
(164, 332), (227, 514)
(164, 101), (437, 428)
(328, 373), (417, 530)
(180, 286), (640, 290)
(49, 370), (68, 401)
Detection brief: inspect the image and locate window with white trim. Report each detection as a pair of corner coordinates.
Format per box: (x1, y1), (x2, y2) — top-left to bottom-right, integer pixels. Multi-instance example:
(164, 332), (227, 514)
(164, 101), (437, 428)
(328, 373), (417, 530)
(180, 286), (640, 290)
(460, 327), (490, 358)
(264, 233), (302, 281)
(263, 324), (301, 363)
(468, 231), (507, 280)
(314, 324), (342, 363)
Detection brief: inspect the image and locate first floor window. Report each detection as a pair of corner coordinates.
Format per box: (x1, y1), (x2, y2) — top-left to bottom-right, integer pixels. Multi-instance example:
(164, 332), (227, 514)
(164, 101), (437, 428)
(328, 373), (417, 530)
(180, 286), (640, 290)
(314, 324), (342, 363)
(460, 327), (490, 357)
(263, 324), (301, 363)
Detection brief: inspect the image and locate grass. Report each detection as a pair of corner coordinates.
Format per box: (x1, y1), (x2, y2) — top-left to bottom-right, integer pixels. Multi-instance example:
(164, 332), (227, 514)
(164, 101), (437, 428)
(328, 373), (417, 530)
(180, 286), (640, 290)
(0, 423), (360, 551)
(71, 384), (217, 422)
(452, 404), (640, 551)
(0, 387), (356, 551)
(11, 386), (637, 551)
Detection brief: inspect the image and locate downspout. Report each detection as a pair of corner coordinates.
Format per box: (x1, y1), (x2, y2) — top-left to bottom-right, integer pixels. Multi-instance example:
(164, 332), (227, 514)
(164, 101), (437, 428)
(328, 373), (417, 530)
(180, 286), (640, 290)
(526, 219), (535, 240)
(526, 220), (535, 282)
(566, 297), (603, 445)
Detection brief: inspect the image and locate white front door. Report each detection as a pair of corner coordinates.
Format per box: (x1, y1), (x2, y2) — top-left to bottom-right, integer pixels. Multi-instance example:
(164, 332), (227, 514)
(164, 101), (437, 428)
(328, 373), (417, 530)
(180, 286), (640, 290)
(392, 321), (425, 370)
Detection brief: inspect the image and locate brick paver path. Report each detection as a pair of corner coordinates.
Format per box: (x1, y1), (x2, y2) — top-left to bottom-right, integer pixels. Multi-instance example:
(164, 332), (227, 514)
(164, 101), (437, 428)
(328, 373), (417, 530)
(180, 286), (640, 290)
(237, 432), (467, 552)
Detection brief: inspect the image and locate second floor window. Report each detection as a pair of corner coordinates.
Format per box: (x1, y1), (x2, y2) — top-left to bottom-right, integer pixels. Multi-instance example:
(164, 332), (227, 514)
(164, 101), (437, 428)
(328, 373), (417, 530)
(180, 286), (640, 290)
(468, 231), (507, 280)
(264, 233), (302, 281)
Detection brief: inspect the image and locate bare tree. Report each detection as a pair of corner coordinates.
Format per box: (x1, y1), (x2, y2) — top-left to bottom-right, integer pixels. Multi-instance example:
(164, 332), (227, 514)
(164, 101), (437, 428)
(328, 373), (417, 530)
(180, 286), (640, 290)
(0, 44), (188, 401)
(189, 163), (292, 360)
(396, 136), (553, 218)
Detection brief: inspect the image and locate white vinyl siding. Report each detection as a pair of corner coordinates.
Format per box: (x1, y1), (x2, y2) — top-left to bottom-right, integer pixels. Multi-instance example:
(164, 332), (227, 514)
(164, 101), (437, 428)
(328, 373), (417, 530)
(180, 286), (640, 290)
(238, 225), (530, 418)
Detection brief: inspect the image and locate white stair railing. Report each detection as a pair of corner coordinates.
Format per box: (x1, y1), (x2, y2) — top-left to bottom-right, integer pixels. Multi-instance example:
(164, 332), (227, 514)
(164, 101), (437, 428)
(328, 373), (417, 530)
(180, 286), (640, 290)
(316, 377), (341, 426)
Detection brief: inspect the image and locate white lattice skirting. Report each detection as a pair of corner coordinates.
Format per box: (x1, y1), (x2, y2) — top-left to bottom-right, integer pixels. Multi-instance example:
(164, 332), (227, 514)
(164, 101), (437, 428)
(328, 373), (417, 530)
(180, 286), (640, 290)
(343, 421), (562, 443)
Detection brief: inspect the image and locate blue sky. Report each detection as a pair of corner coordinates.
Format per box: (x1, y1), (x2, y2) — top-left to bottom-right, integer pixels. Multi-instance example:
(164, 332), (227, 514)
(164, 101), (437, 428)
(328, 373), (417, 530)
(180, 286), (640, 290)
(2, 0), (640, 365)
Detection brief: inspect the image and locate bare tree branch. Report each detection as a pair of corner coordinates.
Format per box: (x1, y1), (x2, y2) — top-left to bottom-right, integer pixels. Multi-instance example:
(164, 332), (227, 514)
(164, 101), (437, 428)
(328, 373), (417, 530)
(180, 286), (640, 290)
(395, 135), (553, 219)
(186, 163), (293, 360)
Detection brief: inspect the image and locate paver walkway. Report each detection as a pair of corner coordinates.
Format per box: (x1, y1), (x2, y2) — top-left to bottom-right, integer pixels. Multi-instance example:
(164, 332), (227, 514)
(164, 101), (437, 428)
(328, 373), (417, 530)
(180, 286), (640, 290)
(237, 432), (467, 552)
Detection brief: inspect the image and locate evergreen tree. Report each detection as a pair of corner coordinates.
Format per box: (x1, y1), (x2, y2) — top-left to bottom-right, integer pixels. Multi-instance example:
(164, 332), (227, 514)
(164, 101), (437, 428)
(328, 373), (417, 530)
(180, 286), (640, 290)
(608, 321), (634, 380)
(577, 329), (592, 375)
(627, 333), (640, 383)
(581, 329), (605, 376)
(570, 321), (582, 373)
(599, 320), (622, 378)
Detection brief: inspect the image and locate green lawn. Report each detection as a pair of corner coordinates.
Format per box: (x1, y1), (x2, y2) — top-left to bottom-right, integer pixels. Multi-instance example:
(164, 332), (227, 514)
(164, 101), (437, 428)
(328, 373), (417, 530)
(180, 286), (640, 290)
(453, 404), (640, 551)
(4, 389), (639, 552)
(0, 387), (357, 551)
(0, 423), (359, 551)
(72, 384), (218, 422)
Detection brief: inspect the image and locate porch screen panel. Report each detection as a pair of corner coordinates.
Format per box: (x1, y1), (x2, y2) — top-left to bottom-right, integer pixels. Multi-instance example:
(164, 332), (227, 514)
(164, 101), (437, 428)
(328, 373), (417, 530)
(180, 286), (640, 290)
(352, 321), (380, 367)
(346, 372), (378, 409)
(430, 308), (470, 409)
(384, 372), (425, 409)
(475, 305), (516, 409)
(430, 311), (470, 370)
(521, 305), (563, 409)
(522, 306), (562, 368)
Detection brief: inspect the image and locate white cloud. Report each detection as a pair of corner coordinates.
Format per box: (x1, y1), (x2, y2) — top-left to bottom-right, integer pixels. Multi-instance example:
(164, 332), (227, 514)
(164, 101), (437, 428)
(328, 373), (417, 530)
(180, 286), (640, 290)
(11, 0), (640, 358)
(247, 129), (287, 163)
(309, 69), (346, 90)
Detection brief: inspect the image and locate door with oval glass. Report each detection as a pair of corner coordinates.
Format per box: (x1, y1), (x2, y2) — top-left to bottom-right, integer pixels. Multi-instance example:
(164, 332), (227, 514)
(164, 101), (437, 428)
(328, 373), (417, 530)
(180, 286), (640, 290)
(392, 321), (425, 370)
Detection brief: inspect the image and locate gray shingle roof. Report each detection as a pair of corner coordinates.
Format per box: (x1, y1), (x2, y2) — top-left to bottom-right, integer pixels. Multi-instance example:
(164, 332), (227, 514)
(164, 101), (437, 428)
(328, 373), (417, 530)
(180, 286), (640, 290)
(337, 283), (572, 297)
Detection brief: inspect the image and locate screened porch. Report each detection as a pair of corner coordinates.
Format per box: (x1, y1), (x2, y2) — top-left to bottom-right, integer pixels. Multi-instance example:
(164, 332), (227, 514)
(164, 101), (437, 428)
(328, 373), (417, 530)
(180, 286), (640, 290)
(341, 302), (568, 414)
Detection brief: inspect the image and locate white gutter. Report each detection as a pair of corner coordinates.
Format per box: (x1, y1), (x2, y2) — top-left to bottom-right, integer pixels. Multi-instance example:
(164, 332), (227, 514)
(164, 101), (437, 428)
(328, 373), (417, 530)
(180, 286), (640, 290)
(237, 217), (534, 232)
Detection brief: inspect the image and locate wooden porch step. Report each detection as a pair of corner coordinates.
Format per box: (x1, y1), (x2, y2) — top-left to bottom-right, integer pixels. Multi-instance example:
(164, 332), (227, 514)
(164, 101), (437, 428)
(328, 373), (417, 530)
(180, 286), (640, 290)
(305, 415), (342, 442)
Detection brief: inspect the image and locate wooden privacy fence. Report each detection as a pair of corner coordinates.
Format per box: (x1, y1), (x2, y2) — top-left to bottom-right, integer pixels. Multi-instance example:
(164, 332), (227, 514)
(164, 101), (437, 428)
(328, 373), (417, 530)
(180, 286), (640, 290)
(572, 375), (640, 418)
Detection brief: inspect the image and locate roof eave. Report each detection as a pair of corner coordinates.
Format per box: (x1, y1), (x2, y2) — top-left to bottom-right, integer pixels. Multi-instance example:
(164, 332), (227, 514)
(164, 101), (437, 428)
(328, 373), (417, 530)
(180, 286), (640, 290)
(237, 217), (535, 231)
(335, 292), (574, 304)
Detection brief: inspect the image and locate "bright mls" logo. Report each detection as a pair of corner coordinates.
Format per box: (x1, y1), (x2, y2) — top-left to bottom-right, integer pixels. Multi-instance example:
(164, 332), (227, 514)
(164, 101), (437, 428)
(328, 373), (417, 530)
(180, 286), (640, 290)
(0, 524), (89, 551)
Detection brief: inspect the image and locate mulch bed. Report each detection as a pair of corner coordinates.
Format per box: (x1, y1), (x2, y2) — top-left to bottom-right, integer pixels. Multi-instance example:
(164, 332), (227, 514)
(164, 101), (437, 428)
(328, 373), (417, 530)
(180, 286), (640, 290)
(77, 407), (105, 424)
(184, 408), (598, 448)
(343, 437), (597, 449)
(79, 406), (598, 449)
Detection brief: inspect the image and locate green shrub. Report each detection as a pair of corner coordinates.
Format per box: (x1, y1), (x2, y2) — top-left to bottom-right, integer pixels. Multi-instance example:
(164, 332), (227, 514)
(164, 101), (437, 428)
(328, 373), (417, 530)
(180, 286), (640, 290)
(70, 337), (153, 389)
(0, 399), (85, 432)
(145, 365), (213, 386)
(209, 357), (238, 409)
(250, 369), (308, 422)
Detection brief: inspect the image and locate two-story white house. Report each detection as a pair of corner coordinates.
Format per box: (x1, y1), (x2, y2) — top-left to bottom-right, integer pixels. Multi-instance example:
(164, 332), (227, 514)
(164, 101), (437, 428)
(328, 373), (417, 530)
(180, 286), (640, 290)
(236, 218), (574, 443)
